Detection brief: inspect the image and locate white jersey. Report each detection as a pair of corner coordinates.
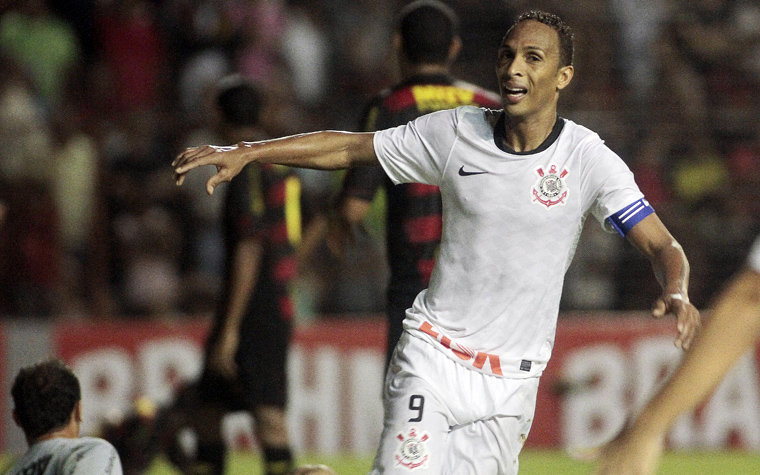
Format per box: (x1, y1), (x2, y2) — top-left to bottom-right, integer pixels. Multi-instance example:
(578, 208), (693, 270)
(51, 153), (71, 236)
(748, 236), (760, 273)
(374, 106), (644, 378)
(5, 437), (123, 475)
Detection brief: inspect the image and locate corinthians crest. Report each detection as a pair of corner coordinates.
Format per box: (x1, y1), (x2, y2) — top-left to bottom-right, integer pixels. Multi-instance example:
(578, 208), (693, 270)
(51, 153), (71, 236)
(532, 164), (569, 208)
(394, 427), (430, 470)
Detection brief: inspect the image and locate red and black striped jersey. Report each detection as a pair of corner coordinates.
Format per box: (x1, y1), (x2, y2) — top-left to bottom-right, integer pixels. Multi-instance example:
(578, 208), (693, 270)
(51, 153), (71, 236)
(222, 163), (301, 319)
(340, 74), (501, 303)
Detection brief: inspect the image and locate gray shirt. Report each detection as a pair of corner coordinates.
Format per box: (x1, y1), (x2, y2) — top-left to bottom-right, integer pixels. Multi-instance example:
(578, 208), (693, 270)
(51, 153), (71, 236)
(5, 437), (122, 475)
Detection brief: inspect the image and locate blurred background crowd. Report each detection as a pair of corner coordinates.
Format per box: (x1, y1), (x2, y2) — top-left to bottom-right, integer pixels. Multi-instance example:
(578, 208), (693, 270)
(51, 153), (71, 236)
(0, 0), (759, 321)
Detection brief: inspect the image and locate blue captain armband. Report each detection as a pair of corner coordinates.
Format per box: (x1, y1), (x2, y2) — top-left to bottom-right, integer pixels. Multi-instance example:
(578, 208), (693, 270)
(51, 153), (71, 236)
(608, 198), (655, 237)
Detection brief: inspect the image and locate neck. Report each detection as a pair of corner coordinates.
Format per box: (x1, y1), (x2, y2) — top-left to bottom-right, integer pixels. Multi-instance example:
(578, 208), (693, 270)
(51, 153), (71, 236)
(28, 424), (79, 445)
(400, 62), (449, 81)
(502, 106), (558, 153)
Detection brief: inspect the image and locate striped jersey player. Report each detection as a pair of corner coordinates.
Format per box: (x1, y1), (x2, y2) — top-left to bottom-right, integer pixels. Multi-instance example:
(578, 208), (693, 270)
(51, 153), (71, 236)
(341, 73), (500, 365)
(334, 0), (501, 368)
(173, 9), (701, 475)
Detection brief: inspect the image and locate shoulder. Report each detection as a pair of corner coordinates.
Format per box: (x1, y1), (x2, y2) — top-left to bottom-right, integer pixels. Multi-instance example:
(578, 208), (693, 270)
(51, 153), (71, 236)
(451, 79), (502, 108)
(558, 118), (613, 156)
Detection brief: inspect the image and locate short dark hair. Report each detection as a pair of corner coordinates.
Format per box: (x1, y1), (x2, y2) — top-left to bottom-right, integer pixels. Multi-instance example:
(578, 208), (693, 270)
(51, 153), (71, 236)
(215, 75), (264, 128)
(397, 0), (459, 64)
(508, 10), (574, 67)
(12, 359), (81, 440)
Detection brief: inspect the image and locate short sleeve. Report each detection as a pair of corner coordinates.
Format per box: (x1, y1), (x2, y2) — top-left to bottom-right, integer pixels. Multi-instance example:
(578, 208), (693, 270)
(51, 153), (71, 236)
(373, 108), (460, 186)
(747, 236), (760, 273)
(581, 139), (646, 233)
(64, 439), (123, 475)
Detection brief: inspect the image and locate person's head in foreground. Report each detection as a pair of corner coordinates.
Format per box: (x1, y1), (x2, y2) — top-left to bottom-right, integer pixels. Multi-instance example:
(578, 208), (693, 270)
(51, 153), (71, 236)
(11, 358), (82, 444)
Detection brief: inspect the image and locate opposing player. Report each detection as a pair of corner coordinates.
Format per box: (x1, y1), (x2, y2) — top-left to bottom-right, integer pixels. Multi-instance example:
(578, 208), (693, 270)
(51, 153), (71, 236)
(165, 76), (300, 475)
(6, 358), (123, 475)
(174, 10), (700, 474)
(593, 235), (760, 475)
(327, 0), (500, 367)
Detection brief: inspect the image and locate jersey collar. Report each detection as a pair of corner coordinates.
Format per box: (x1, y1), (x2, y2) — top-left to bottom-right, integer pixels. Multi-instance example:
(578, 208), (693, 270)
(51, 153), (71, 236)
(493, 112), (565, 155)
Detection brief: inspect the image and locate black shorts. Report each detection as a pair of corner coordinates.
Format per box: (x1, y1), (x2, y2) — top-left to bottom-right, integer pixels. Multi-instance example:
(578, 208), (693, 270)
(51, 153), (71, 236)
(201, 279), (292, 410)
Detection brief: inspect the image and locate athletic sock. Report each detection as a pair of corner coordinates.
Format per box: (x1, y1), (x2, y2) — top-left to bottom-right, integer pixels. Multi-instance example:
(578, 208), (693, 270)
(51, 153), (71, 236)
(191, 441), (227, 475)
(263, 446), (294, 475)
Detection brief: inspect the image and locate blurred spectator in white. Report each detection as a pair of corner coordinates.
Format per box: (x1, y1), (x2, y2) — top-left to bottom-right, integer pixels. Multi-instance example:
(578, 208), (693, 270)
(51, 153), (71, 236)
(0, 53), (62, 317)
(281, 0), (330, 106)
(608, 0), (671, 117)
(49, 75), (101, 316)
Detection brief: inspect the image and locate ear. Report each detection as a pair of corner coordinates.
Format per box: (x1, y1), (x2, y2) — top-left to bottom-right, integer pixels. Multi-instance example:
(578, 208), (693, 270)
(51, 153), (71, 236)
(393, 32), (403, 58)
(448, 36), (462, 64)
(74, 400), (82, 423)
(556, 65), (574, 91)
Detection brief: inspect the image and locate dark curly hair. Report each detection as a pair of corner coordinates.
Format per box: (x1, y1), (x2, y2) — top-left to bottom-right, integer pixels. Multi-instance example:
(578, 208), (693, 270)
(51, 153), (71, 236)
(12, 358), (81, 441)
(507, 10), (574, 67)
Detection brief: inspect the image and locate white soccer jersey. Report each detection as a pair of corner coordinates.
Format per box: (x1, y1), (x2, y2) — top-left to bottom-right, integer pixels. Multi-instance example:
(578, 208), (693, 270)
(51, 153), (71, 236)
(6, 437), (123, 475)
(748, 236), (760, 273)
(374, 106), (644, 378)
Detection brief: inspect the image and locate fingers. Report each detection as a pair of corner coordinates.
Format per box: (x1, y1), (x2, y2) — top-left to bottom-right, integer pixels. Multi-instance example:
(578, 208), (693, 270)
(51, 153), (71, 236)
(652, 295), (701, 350)
(651, 298), (667, 319)
(675, 302), (701, 350)
(172, 146), (221, 186)
(172, 145), (215, 170)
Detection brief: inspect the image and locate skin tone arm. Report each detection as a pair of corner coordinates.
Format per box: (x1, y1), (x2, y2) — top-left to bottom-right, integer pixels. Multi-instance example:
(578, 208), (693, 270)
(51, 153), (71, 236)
(624, 213), (701, 350)
(297, 195), (373, 263)
(173, 131), (378, 195)
(208, 237), (263, 379)
(594, 267), (760, 475)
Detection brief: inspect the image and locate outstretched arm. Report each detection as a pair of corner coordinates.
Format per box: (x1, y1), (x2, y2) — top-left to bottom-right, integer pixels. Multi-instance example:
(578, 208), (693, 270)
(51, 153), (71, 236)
(173, 131), (377, 195)
(595, 267), (760, 475)
(625, 213), (700, 350)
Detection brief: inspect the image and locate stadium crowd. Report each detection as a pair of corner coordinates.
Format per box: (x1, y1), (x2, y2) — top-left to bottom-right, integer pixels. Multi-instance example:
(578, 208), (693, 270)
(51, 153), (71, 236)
(0, 0), (759, 320)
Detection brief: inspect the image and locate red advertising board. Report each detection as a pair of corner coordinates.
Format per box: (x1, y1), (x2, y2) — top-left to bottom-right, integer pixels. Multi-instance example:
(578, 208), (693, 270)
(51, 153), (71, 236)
(2, 313), (759, 454)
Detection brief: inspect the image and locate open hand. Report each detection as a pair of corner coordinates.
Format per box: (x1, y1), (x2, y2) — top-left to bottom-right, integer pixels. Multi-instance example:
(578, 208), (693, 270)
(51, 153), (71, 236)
(652, 293), (700, 350)
(173, 144), (246, 195)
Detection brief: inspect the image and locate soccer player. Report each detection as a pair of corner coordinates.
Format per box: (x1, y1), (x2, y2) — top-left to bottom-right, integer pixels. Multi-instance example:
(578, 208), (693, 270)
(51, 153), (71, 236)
(166, 76), (300, 475)
(593, 236), (760, 475)
(6, 358), (123, 475)
(325, 0), (501, 367)
(174, 10), (700, 474)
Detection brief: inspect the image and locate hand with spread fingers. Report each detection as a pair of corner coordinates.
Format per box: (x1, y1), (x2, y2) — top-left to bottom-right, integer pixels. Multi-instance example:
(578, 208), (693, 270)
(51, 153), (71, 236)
(652, 292), (700, 350)
(173, 144), (246, 195)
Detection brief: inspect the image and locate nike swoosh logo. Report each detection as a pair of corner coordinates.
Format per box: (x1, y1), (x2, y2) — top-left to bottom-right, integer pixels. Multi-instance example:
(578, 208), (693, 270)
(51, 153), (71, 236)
(458, 165), (487, 176)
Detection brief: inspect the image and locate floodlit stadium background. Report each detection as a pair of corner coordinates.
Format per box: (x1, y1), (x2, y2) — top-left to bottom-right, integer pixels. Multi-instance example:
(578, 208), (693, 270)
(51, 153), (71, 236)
(1, 0), (760, 472)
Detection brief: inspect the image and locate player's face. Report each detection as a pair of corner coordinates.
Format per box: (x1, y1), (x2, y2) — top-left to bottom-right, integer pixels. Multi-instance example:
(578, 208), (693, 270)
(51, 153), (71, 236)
(495, 20), (573, 120)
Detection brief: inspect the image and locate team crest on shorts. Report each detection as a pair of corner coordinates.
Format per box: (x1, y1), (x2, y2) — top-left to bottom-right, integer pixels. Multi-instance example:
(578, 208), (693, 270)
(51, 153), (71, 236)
(532, 164), (569, 208)
(395, 427), (430, 470)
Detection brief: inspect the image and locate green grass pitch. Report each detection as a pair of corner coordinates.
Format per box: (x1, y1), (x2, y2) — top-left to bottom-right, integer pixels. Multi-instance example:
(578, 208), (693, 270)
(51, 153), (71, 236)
(3, 449), (760, 473)
(140, 448), (760, 474)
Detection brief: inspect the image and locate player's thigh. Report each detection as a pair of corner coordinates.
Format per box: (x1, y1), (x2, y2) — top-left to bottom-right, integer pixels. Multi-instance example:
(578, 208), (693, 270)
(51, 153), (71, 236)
(443, 415), (533, 475)
(369, 385), (450, 474)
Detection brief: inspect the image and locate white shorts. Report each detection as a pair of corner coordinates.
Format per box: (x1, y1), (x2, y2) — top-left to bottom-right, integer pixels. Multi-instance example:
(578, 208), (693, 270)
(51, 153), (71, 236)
(369, 332), (539, 475)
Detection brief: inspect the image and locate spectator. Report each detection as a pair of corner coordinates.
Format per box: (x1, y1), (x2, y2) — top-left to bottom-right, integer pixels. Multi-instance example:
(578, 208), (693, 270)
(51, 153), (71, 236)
(0, 0), (80, 110)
